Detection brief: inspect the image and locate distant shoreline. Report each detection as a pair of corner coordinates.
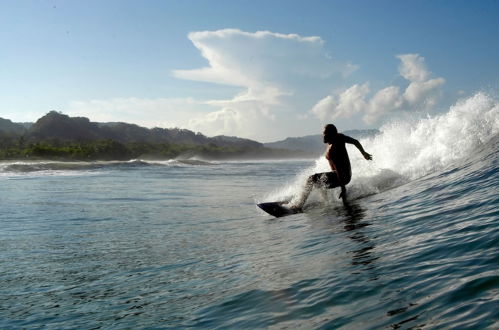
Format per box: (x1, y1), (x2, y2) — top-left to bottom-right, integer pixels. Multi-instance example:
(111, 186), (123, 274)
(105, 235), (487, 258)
(0, 140), (318, 162)
(1, 111), (376, 162)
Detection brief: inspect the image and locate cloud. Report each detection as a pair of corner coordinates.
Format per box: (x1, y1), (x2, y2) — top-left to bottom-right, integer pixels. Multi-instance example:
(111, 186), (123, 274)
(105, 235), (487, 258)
(311, 84), (369, 120)
(173, 29), (333, 107)
(363, 86), (403, 124)
(397, 54), (430, 82)
(397, 53), (445, 109)
(68, 97), (209, 129)
(67, 96), (279, 140)
(404, 77), (445, 106)
(187, 107), (276, 138)
(67, 29), (358, 141)
(173, 29), (348, 88)
(311, 54), (445, 125)
(188, 108), (242, 136)
(170, 29), (357, 140)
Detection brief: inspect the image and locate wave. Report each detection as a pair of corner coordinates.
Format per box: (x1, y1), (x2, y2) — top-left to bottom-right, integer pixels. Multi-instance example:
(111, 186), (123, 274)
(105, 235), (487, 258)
(0, 158), (216, 174)
(166, 159), (215, 166)
(267, 92), (499, 203)
(0, 161), (104, 173)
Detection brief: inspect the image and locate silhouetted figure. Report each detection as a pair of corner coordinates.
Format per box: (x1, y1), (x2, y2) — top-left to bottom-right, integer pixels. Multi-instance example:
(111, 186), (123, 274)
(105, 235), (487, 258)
(292, 124), (372, 209)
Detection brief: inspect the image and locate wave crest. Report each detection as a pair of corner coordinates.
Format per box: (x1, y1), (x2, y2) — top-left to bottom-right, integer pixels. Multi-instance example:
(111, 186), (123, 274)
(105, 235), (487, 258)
(268, 92), (499, 203)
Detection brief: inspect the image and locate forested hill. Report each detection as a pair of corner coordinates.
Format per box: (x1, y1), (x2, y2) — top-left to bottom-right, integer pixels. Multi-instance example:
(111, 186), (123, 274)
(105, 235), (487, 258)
(5, 111), (261, 148)
(0, 118), (27, 136)
(0, 111), (314, 160)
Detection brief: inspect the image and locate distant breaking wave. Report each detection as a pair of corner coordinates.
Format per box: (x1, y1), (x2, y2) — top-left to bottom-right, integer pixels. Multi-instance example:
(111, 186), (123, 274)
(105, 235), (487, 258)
(0, 161), (106, 173)
(166, 159), (215, 166)
(0, 158), (215, 174)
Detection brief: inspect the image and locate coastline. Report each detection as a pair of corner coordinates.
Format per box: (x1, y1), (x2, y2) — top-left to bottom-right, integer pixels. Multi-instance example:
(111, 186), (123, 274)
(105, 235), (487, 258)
(0, 140), (317, 162)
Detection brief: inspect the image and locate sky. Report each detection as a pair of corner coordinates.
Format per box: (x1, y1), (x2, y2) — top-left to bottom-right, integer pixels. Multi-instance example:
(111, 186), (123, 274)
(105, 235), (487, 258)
(1, 0), (498, 142)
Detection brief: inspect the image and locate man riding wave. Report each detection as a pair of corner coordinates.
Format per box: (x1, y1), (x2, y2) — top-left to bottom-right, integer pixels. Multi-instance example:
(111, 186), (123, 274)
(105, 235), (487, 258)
(291, 124), (372, 210)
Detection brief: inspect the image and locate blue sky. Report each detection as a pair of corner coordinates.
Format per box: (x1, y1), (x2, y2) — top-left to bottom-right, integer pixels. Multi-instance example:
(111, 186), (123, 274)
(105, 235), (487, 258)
(1, 0), (498, 141)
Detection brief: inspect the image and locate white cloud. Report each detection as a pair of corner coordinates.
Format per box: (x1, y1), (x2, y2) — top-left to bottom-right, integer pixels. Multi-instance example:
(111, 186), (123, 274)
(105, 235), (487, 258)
(173, 29), (345, 88)
(173, 29), (332, 107)
(311, 84), (369, 121)
(397, 54), (429, 82)
(404, 77), (445, 106)
(170, 29), (357, 140)
(67, 96), (282, 140)
(69, 28), (351, 140)
(67, 97), (209, 129)
(364, 86), (403, 124)
(188, 108), (242, 136)
(187, 106), (277, 138)
(311, 53), (445, 125)
(310, 95), (337, 121)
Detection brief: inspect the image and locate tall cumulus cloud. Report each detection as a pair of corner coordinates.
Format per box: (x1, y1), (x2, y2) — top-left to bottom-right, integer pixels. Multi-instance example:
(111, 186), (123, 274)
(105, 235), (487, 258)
(172, 29), (355, 139)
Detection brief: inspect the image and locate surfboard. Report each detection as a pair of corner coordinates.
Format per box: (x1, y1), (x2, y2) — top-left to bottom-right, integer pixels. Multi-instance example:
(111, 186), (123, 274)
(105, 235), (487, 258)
(257, 202), (301, 218)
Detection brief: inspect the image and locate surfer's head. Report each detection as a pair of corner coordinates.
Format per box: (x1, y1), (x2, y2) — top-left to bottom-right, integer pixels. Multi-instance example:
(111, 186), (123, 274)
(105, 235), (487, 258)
(323, 124), (338, 143)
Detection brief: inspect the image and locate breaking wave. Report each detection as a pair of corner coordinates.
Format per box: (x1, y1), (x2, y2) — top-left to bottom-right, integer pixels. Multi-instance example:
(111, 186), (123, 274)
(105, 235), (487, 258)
(268, 92), (499, 203)
(0, 158), (215, 175)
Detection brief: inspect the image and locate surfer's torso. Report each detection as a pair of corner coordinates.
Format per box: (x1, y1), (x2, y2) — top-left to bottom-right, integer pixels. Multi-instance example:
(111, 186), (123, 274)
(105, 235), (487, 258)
(326, 133), (353, 185)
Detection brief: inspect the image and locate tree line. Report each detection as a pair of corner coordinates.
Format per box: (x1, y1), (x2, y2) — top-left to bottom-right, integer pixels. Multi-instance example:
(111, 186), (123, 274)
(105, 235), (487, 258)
(0, 139), (312, 161)
(0, 111), (314, 161)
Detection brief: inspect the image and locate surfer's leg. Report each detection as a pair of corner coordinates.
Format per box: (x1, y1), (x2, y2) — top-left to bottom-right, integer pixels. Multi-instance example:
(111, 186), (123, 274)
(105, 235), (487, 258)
(294, 175), (314, 208)
(323, 172), (348, 201)
(294, 173), (327, 208)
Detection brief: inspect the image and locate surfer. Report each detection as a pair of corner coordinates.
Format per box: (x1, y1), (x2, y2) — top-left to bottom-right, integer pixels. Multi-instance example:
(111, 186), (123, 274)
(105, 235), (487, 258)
(292, 124), (372, 210)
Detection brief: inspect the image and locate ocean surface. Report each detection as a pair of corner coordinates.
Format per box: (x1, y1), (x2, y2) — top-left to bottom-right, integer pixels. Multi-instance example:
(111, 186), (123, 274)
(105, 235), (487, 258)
(1, 93), (498, 329)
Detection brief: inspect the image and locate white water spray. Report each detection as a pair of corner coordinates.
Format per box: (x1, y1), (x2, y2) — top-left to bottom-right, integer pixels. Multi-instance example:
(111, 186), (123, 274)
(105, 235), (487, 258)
(267, 92), (499, 203)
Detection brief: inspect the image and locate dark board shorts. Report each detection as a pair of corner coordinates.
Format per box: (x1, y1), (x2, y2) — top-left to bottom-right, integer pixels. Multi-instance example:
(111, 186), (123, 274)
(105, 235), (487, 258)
(309, 172), (343, 189)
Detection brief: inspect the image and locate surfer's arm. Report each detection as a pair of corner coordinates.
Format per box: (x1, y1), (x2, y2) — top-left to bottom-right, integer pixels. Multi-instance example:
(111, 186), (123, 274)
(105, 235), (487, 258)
(344, 136), (372, 160)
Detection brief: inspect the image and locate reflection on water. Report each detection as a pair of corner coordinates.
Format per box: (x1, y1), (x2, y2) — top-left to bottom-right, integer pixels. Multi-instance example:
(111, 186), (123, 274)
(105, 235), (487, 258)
(339, 202), (379, 280)
(328, 202), (425, 329)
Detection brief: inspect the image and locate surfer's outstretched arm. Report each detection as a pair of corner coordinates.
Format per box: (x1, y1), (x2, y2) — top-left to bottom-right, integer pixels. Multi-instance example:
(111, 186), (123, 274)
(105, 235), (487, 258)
(344, 136), (372, 160)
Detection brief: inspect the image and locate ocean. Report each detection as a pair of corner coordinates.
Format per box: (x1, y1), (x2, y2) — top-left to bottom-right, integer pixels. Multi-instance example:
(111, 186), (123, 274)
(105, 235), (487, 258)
(1, 93), (498, 329)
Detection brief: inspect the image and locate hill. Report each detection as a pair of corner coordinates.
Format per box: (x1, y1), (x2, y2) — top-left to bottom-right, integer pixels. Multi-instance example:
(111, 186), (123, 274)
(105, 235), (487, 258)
(0, 112), (377, 160)
(22, 111), (262, 148)
(0, 111), (313, 160)
(0, 118), (27, 137)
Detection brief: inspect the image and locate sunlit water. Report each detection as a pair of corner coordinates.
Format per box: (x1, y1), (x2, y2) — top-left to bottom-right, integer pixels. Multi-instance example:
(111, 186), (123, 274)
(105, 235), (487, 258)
(1, 93), (499, 329)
